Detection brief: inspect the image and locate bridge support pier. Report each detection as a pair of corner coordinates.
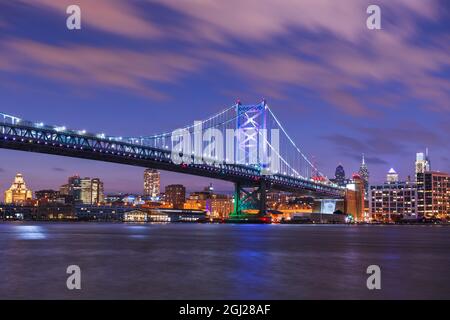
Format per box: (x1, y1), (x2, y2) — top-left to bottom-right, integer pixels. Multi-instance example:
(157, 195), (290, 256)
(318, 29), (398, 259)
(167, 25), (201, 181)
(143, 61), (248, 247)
(231, 181), (267, 217)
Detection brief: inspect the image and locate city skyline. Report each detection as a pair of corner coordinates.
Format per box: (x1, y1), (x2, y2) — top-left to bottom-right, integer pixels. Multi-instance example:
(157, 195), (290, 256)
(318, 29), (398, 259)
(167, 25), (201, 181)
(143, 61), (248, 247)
(0, 148), (446, 202)
(0, 149), (444, 193)
(0, 1), (448, 197)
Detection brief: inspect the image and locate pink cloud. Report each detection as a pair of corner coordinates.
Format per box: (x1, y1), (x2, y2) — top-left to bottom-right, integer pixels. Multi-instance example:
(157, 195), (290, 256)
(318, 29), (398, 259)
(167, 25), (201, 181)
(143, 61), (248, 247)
(2, 0), (448, 114)
(20, 0), (162, 38)
(157, 0), (440, 44)
(0, 40), (202, 99)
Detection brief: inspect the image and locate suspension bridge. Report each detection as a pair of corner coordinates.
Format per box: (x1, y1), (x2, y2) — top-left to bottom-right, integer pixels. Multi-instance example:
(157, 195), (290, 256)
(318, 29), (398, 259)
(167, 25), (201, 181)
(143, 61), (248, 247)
(0, 101), (345, 217)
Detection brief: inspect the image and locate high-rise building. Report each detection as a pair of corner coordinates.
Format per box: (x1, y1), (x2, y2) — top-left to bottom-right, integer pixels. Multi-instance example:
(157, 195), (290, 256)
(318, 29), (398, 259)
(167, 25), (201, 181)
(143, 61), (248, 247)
(416, 171), (450, 218)
(358, 154), (369, 192)
(165, 184), (186, 209)
(4, 173), (33, 204)
(144, 169), (160, 198)
(370, 180), (417, 222)
(334, 164), (346, 186)
(90, 178), (104, 204)
(60, 175), (80, 196)
(386, 168), (399, 183)
(60, 176), (104, 205)
(415, 149), (431, 178)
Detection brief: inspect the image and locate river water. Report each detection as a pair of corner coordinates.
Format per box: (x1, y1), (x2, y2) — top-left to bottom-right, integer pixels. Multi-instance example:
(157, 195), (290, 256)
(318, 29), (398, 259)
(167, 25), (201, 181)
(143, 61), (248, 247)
(0, 223), (449, 299)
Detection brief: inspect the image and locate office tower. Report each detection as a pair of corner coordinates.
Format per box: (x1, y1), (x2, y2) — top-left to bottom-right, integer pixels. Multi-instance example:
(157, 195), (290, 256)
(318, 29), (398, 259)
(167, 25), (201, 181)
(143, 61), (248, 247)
(416, 171), (450, 218)
(386, 168), (399, 183)
(60, 176), (104, 205)
(4, 173), (33, 204)
(334, 164), (346, 186)
(90, 178), (105, 204)
(144, 169), (160, 198)
(165, 184), (186, 209)
(358, 154), (369, 192)
(415, 149), (431, 178)
(60, 175), (81, 196)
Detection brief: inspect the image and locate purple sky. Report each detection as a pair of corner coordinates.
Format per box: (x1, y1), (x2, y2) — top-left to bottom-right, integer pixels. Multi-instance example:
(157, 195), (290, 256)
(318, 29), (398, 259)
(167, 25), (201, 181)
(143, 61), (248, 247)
(0, 0), (449, 199)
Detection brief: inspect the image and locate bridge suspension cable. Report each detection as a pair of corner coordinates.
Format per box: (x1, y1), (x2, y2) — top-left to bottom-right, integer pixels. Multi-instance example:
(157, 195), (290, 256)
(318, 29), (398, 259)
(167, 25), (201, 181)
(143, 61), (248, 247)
(265, 105), (329, 182)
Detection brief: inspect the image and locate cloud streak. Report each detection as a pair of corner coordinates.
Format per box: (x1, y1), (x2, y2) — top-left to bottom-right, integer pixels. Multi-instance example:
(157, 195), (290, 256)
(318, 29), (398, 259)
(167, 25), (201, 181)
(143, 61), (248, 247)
(0, 39), (201, 99)
(19, 0), (162, 39)
(1, 0), (448, 115)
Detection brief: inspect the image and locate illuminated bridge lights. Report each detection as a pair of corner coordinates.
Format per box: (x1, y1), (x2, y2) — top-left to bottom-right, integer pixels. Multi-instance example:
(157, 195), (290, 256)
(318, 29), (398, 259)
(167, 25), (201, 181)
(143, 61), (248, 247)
(0, 111), (344, 199)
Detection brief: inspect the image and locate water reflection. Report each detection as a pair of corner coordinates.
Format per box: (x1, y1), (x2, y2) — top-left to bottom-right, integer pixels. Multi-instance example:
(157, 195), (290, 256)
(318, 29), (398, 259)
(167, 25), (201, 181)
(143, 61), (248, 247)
(14, 225), (46, 240)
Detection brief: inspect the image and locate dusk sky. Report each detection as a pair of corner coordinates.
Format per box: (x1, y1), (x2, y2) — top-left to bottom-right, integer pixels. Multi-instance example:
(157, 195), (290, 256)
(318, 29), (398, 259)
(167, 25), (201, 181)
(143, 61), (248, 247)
(0, 0), (449, 198)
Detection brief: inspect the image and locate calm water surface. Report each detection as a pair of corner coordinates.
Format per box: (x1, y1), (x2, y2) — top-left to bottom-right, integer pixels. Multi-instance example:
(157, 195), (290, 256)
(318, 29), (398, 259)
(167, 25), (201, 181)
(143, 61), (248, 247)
(0, 222), (449, 299)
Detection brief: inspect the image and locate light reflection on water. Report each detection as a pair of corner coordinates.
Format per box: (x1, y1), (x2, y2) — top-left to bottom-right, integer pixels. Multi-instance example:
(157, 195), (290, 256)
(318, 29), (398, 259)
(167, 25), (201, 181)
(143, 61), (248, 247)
(13, 225), (47, 240)
(0, 223), (449, 299)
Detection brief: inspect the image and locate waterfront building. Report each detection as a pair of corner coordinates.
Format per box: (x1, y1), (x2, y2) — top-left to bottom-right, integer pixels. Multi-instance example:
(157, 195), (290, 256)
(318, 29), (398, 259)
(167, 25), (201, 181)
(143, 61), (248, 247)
(0, 203), (74, 220)
(165, 184), (186, 209)
(210, 196), (234, 219)
(345, 174), (365, 221)
(148, 208), (206, 222)
(370, 179), (417, 222)
(4, 173), (33, 204)
(416, 171), (450, 219)
(124, 210), (148, 222)
(76, 205), (130, 221)
(184, 184), (233, 218)
(144, 169), (160, 199)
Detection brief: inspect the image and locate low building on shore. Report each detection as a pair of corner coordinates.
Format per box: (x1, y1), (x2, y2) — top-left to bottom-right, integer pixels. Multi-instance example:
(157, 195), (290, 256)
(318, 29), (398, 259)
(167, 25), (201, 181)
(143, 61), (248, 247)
(124, 210), (148, 222)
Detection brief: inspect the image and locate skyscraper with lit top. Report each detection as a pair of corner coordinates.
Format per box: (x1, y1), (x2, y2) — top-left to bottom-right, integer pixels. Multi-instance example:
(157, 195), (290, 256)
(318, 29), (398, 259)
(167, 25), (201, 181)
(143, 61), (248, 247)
(415, 149), (431, 179)
(358, 154), (369, 192)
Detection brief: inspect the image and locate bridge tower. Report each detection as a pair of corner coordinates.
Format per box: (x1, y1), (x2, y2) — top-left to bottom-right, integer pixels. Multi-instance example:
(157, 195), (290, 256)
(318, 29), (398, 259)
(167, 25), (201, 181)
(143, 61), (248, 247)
(231, 100), (269, 218)
(232, 180), (268, 218)
(235, 100), (267, 168)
